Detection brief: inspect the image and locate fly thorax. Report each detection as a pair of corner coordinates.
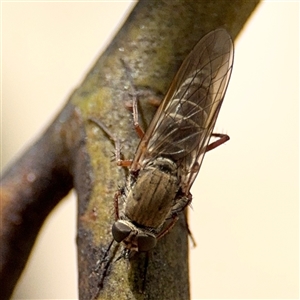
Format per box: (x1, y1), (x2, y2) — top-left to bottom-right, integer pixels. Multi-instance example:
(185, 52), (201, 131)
(112, 220), (157, 253)
(124, 157), (179, 229)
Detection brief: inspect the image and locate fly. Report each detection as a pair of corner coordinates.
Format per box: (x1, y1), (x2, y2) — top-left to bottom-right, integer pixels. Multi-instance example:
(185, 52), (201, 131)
(94, 28), (234, 258)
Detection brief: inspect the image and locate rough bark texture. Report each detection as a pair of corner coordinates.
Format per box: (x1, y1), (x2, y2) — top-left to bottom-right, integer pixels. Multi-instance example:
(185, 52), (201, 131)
(0, 1), (260, 299)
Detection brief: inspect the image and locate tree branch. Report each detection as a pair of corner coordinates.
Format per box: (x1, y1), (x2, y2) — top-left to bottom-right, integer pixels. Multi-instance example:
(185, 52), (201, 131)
(0, 1), (260, 299)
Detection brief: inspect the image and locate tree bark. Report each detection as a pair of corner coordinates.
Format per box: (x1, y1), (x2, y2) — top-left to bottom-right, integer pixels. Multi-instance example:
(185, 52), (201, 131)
(0, 1), (260, 299)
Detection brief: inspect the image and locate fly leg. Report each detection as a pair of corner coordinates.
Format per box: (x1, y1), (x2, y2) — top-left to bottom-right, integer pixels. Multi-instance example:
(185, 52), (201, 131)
(131, 88), (145, 139)
(89, 118), (132, 167)
(206, 133), (230, 152)
(121, 59), (162, 139)
(157, 194), (196, 245)
(92, 239), (120, 300)
(114, 189), (122, 220)
(190, 132), (229, 175)
(183, 212), (197, 247)
(127, 90), (163, 139)
(155, 193), (190, 239)
(156, 215), (179, 240)
(88, 119), (128, 296)
(120, 59), (145, 139)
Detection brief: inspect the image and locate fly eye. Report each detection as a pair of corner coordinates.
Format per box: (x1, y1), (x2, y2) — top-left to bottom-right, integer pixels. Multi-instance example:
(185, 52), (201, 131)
(112, 222), (131, 243)
(137, 234), (157, 252)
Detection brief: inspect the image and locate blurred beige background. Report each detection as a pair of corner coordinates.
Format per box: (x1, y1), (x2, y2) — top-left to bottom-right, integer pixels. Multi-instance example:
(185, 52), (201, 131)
(2, 1), (299, 299)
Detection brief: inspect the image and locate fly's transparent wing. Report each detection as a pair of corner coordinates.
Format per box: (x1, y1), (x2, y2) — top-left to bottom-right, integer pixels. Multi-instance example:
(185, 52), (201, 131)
(132, 28), (234, 193)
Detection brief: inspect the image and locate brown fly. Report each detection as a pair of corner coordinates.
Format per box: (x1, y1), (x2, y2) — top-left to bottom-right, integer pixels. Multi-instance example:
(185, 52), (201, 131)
(93, 28), (234, 259)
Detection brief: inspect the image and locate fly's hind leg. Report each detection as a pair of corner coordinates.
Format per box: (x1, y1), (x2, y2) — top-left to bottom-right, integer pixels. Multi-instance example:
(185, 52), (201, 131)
(131, 88), (145, 139)
(206, 133), (230, 152)
(121, 59), (162, 139)
(125, 89), (162, 140)
(89, 118), (132, 167)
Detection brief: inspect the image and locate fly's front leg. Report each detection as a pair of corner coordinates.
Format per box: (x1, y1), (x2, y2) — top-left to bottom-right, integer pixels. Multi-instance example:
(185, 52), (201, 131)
(114, 189), (125, 221)
(157, 211), (196, 247)
(175, 194), (197, 247)
(89, 118), (132, 167)
(156, 215), (179, 240)
(157, 193), (192, 240)
(206, 133), (230, 152)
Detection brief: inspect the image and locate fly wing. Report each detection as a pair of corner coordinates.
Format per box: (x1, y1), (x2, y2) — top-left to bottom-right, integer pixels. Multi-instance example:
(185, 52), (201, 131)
(131, 29), (234, 193)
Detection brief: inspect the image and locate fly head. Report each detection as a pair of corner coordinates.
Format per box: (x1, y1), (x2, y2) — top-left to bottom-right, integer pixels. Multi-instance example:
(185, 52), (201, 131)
(112, 220), (157, 255)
